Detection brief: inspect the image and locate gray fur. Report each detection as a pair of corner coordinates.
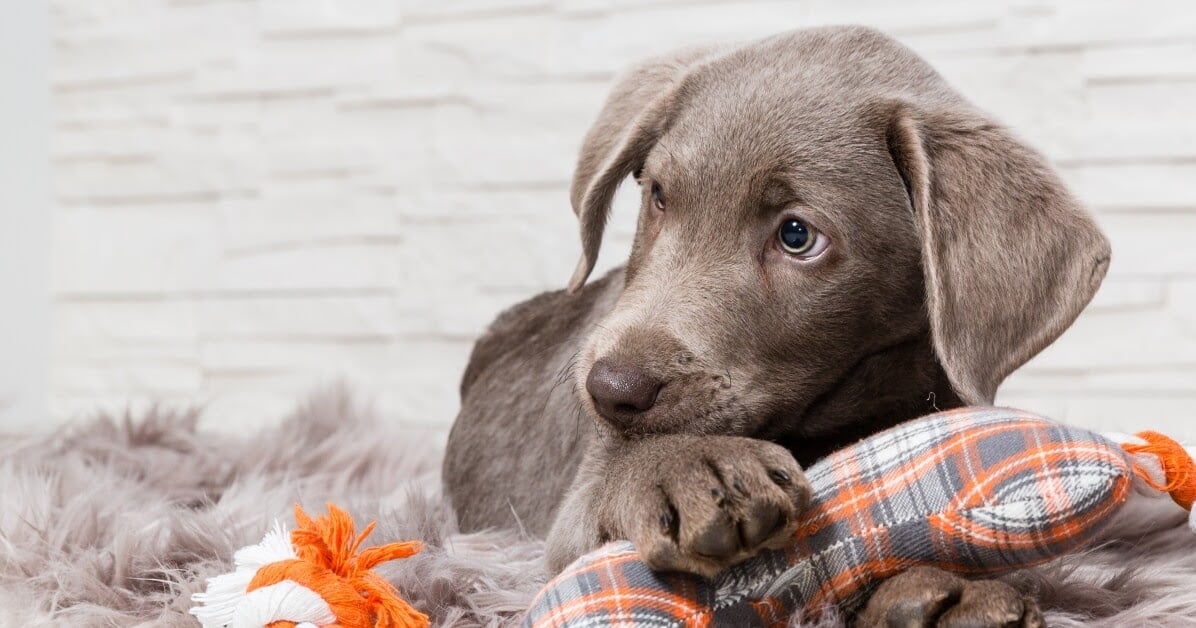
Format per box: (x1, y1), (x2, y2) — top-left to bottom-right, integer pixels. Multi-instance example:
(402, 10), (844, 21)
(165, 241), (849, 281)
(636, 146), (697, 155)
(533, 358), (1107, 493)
(2, 388), (1195, 626)
(0, 389), (544, 627)
(443, 25), (1113, 623)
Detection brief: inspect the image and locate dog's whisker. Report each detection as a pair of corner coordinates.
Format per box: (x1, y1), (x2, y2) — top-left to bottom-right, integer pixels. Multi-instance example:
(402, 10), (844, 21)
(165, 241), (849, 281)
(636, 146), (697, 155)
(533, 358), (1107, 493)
(540, 351), (582, 418)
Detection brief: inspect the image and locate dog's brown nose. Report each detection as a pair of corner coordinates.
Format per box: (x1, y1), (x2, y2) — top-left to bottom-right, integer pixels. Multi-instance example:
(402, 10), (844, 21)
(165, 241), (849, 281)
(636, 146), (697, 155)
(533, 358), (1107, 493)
(586, 359), (663, 426)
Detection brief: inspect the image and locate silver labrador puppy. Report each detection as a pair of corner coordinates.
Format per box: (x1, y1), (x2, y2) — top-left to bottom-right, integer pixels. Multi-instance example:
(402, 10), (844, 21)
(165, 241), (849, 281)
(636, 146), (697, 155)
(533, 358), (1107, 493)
(444, 26), (1107, 627)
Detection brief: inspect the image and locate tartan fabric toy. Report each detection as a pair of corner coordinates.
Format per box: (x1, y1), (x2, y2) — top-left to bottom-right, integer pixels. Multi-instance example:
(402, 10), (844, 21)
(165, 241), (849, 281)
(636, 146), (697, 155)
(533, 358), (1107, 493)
(524, 407), (1196, 627)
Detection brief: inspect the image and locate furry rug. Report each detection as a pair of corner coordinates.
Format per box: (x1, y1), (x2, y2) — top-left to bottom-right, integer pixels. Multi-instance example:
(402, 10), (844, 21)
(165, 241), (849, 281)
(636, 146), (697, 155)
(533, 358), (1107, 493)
(3, 390), (1196, 627)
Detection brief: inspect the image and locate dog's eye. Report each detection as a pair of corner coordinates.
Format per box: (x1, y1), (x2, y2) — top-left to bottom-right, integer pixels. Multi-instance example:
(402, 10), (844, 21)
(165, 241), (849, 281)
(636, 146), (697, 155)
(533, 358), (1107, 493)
(777, 218), (822, 256)
(651, 183), (665, 210)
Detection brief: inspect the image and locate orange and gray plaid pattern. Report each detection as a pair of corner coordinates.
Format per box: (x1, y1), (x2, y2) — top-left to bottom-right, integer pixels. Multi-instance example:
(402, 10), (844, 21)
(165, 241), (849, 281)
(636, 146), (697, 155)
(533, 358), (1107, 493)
(523, 407), (1134, 627)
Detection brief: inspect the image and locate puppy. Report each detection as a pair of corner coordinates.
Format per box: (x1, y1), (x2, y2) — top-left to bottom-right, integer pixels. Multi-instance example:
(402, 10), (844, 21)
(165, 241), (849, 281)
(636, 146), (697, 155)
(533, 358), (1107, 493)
(443, 26), (1107, 626)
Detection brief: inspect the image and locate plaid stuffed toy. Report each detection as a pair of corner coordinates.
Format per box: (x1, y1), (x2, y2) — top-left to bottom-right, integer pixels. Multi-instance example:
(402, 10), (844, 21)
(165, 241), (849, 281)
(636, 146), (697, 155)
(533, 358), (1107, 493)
(524, 407), (1196, 627)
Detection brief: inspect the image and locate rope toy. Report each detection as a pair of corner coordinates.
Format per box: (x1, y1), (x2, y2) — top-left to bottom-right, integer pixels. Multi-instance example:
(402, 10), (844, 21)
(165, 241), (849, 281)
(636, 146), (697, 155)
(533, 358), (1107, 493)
(525, 407), (1196, 627)
(191, 504), (429, 628)
(1122, 430), (1196, 509)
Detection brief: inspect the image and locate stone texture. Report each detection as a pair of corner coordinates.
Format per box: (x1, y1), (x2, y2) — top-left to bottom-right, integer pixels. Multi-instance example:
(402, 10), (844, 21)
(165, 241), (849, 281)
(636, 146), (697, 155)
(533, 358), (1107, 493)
(47, 0), (1196, 438)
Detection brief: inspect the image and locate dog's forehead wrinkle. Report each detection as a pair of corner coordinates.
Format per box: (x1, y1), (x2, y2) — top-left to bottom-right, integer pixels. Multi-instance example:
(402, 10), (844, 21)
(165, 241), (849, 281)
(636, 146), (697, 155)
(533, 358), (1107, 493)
(655, 108), (885, 225)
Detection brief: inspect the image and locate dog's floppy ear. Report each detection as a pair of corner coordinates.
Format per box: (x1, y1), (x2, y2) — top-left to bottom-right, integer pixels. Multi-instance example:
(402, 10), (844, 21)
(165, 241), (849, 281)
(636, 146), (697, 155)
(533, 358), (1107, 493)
(884, 102), (1110, 404)
(567, 47), (716, 292)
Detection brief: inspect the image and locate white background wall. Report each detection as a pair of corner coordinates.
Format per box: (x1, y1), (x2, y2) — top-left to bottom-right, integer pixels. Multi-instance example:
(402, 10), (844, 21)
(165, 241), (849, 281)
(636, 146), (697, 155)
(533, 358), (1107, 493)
(12, 0), (1196, 439)
(0, 2), (52, 432)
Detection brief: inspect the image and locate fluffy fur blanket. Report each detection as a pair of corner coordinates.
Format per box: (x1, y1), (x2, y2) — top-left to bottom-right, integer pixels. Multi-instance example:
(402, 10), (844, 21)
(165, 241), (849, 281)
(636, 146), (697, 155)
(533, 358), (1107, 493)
(2, 389), (1195, 627)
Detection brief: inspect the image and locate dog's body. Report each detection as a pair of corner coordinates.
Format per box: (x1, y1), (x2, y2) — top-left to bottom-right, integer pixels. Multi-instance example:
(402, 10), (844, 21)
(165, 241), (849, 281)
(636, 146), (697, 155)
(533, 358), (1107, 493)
(444, 26), (1108, 626)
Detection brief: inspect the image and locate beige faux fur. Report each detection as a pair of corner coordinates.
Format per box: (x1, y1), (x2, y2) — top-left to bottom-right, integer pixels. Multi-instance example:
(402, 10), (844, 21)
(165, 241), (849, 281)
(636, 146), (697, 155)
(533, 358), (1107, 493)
(1, 388), (1194, 626)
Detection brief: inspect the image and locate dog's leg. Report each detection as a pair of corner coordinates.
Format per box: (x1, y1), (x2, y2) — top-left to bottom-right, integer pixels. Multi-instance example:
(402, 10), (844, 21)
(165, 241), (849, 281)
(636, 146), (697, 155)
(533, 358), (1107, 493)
(545, 456), (607, 572)
(856, 566), (1043, 628)
(546, 433), (811, 577)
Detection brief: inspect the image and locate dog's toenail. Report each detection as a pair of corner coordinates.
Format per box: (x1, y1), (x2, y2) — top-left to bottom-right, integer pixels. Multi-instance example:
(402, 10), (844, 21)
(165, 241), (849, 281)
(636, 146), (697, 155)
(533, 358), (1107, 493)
(710, 487), (726, 505)
(768, 469), (791, 485)
(732, 478), (746, 493)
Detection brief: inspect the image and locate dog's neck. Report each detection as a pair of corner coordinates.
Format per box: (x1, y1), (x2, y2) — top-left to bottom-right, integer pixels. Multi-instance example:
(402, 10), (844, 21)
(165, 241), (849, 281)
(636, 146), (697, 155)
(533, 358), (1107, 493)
(771, 331), (963, 467)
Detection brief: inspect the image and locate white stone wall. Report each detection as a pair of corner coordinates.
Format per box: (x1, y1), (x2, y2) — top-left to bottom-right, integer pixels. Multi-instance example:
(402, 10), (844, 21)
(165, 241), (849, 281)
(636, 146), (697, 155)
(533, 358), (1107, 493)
(44, 0), (1196, 438)
(0, 3), (52, 432)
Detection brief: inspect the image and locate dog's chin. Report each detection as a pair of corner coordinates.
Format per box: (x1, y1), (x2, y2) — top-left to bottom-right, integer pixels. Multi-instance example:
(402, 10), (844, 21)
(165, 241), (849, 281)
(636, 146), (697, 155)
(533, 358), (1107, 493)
(584, 400), (756, 440)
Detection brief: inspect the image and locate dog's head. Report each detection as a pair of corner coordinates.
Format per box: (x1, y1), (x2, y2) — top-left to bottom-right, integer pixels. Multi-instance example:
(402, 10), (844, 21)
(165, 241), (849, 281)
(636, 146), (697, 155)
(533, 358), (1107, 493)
(569, 27), (1109, 442)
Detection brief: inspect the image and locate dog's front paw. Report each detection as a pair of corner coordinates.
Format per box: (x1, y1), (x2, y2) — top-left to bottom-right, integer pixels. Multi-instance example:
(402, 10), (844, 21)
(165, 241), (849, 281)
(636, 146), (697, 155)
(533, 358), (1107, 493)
(601, 435), (810, 578)
(855, 566), (1043, 628)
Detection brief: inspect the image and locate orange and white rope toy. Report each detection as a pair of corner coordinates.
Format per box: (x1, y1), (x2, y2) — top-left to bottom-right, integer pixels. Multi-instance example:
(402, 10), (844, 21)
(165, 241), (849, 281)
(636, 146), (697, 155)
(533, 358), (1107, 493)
(1104, 430), (1196, 537)
(190, 504), (429, 628)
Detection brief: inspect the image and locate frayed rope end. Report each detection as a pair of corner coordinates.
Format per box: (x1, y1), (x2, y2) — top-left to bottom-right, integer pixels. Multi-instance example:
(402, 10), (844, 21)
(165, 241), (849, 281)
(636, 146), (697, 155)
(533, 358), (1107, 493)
(1124, 430), (1196, 510)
